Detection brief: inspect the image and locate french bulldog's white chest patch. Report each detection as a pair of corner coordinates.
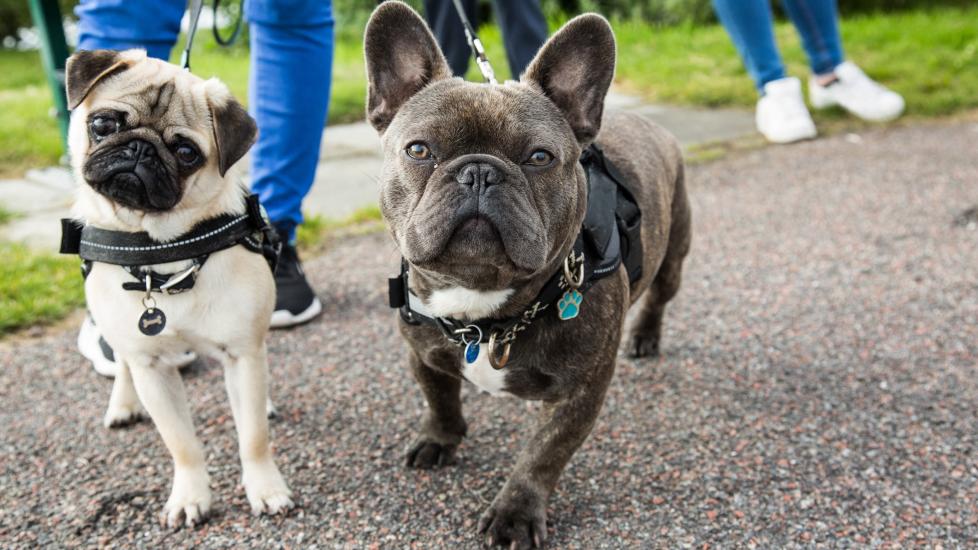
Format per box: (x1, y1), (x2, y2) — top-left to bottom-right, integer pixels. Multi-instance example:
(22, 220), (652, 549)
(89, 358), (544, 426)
(459, 344), (508, 396)
(422, 286), (514, 396)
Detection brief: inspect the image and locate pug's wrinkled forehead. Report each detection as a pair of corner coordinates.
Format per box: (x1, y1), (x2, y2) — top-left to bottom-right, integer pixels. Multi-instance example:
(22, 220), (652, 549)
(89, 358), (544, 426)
(65, 49), (256, 212)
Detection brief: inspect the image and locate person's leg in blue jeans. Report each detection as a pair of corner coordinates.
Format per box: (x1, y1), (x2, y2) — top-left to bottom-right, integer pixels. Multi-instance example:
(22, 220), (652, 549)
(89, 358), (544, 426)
(246, 0), (334, 326)
(75, 0), (184, 60)
(712, 0), (786, 91)
(492, 0), (548, 78)
(781, 0), (844, 78)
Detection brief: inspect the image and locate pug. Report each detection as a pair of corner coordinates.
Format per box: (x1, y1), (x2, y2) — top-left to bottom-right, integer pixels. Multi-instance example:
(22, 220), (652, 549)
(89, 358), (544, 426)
(64, 49), (292, 526)
(364, 3), (691, 547)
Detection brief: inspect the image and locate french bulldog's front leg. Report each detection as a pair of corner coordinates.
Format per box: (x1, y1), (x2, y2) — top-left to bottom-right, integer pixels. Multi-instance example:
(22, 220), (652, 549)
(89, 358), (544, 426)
(103, 360), (146, 428)
(479, 360), (616, 549)
(127, 357), (212, 528)
(223, 345), (293, 516)
(406, 351), (468, 469)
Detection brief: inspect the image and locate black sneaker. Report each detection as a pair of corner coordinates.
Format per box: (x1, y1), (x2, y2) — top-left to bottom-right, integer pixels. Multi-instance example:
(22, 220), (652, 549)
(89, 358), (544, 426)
(270, 240), (323, 328)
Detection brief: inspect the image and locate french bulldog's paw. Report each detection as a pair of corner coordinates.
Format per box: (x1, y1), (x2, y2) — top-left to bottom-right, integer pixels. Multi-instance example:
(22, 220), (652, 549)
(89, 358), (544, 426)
(478, 499), (548, 549)
(242, 460), (294, 516)
(161, 468), (212, 528)
(405, 438), (458, 469)
(626, 334), (660, 359)
(103, 402), (146, 428)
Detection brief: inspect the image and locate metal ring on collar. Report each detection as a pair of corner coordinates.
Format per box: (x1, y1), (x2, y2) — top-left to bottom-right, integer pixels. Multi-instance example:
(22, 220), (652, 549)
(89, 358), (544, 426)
(456, 324), (483, 346)
(563, 254), (585, 289)
(487, 331), (511, 370)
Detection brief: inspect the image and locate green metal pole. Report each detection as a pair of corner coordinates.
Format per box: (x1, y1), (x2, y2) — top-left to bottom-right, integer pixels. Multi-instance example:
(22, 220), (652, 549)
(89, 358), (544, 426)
(27, 0), (71, 157)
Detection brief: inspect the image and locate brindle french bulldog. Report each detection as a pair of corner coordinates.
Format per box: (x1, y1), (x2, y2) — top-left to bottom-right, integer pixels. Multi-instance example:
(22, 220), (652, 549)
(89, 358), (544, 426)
(364, 3), (691, 547)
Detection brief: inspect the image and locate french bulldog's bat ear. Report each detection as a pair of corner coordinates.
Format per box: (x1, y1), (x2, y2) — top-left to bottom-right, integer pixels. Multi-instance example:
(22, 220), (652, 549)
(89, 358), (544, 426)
(65, 49), (138, 110)
(523, 14), (616, 145)
(208, 92), (257, 177)
(364, 1), (452, 133)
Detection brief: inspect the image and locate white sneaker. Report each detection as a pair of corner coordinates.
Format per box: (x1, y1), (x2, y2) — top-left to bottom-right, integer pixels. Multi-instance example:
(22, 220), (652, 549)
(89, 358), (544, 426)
(756, 77), (818, 144)
(809, 61), (905, 122)
(78, 313), (196, 378)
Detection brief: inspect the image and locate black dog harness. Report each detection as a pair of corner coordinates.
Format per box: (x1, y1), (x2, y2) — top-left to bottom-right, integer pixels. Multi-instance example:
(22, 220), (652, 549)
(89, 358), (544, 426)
(388, 143), (643, 369)
(60, 194), (280, 335)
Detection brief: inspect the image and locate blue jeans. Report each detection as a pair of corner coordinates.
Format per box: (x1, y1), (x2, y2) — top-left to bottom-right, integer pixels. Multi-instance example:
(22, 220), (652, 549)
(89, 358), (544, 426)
(75, 0), (334, 241)
(712, 0), (844, 91)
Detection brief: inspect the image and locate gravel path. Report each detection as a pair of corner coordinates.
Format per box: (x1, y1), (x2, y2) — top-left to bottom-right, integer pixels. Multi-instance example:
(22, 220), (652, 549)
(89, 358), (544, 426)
(2, 120), (977, 548)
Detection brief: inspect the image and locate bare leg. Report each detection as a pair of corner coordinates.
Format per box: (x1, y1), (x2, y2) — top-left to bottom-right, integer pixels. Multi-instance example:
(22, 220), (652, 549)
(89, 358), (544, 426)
(103, 360), (145, 428)
(128, 357), (211, 528)
(405, 351), (468, 468)
(223, 344), (293, 515)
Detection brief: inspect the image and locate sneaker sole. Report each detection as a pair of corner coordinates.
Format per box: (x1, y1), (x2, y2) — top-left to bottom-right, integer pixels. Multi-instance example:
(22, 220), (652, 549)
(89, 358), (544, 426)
(270, 297), (323, 329)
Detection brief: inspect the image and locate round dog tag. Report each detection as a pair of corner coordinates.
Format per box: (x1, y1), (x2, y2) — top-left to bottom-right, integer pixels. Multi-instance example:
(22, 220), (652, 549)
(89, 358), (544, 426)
(138, 308), (167, 336)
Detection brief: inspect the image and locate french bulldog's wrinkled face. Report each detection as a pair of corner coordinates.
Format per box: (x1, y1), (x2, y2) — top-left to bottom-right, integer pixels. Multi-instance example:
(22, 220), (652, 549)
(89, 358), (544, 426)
(365, 2), (616, 290)
(65, 50), (256, 213)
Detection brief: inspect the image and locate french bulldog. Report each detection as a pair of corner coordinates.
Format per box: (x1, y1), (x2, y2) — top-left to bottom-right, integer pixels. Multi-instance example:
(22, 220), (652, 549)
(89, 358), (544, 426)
(65, 49), (292, 526)
(364, 2), (691, 547)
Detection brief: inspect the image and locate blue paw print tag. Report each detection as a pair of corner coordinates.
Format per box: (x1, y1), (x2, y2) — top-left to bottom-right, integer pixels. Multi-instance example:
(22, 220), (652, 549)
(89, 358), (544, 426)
(558, 289), (583, 321)
(465, 340), (480, 363)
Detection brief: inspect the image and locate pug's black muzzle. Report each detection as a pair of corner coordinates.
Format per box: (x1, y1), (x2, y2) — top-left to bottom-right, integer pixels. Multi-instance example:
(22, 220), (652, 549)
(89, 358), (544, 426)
(83, 139), (181, 212)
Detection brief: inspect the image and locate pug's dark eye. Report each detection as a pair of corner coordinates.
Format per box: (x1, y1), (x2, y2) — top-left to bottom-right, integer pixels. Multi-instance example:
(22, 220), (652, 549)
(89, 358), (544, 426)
(406, 142), (432, 161)
(525, 150), (554, 166)
(90, 116), (119, 139)
(175, 144), (200, 165)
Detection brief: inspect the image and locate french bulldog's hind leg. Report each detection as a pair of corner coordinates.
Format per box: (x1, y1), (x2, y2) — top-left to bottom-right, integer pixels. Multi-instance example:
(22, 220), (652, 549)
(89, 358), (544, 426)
(627, 166), (692, 359)
(127, 356), (212, 528)
(103, 360), (146, 428)
(405, 351), (468, 469)
(223, 345), (293, 516)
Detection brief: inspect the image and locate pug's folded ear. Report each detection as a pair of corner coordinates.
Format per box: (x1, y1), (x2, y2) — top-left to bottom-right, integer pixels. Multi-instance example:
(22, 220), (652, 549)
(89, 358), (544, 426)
(363, 1), (452, 133)
(207, 85), (257, 177)
(523, 14), (617, 146)
(65, 49), (143, 110)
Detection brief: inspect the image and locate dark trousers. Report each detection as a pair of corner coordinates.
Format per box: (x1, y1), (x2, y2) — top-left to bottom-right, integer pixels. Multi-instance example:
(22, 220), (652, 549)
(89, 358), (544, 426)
(423, 0), (548, 78)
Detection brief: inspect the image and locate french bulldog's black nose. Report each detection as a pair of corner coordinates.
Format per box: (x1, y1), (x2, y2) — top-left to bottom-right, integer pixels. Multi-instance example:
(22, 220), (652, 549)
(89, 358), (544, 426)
(126, 139), (156, 161)
(456, 162), (502, 191)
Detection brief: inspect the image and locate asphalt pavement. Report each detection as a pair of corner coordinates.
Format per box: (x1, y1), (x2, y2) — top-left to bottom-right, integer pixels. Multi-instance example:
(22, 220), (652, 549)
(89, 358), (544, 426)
(1, 120), (977, 548)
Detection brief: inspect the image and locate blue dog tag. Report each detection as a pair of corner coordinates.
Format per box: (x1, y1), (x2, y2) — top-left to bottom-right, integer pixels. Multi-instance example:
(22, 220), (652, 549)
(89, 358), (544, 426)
(465, 340), (480, 363)
(557, 289), (583, 321)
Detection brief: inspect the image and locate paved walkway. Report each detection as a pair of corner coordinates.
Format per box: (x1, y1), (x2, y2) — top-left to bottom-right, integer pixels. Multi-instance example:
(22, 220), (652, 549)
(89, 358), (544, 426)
(2, 120), (977, 547)
(0, 93), (754, 250)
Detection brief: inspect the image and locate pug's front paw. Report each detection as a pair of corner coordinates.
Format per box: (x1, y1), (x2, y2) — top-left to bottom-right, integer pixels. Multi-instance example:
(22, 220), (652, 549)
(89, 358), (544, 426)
(478, 490), (548, 549)
(405, 438), (458, 469)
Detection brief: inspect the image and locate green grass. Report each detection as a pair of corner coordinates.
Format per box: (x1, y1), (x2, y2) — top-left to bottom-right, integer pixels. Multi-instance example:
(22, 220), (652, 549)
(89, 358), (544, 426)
(296, 204), (384, 252)
(0, 241), (85, 336)
(1, 7), (976, 176)
(613, 6), (978, 116)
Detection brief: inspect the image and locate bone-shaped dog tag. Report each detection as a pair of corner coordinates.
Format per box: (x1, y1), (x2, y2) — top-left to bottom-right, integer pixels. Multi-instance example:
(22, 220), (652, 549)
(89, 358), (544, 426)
(138, 308), (167, 336)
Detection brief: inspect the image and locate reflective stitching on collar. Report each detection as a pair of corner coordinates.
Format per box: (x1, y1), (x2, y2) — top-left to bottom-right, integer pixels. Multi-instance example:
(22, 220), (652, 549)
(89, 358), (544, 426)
(80, 216), (247, 252)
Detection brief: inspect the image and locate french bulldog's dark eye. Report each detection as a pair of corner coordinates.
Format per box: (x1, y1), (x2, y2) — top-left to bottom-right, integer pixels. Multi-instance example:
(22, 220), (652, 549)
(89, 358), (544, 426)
(90, 116), (119, 139)
(175, 144), (200, 165)
(406, 142), (433, 161)
(525, 150), (554, 166)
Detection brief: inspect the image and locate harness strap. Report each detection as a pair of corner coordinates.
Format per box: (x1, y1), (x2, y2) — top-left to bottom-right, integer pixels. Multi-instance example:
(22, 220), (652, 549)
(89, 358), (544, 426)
(62, 194), (280, 292)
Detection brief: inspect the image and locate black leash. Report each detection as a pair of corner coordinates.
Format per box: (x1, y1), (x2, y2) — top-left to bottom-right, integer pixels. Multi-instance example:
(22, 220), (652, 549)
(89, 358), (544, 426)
(181, 0), (245, 72)
(450, 0), (497, 84)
